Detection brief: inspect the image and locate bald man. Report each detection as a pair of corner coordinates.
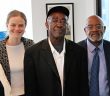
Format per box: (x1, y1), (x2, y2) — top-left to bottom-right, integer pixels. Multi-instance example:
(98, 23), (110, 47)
(78, 15), (110, 96)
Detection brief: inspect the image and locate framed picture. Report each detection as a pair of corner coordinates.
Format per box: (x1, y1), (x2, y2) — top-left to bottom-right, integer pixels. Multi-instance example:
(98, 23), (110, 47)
(46, 3), (74, 41)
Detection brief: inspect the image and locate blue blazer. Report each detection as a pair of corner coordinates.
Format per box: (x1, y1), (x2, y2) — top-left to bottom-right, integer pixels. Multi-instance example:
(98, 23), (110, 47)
(78, 39), (110, 95)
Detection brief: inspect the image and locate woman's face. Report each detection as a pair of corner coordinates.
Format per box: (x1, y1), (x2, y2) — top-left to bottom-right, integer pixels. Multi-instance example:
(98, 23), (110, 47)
(7, 16), (26, 39)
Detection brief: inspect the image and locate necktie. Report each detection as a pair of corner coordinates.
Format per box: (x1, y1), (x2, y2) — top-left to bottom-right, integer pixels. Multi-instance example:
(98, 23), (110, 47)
(90, 48), (100, 96)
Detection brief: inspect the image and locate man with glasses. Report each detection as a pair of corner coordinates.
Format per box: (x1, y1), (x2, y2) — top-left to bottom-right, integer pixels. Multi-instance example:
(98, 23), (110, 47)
(78, 15), (110, 96)
(24, 6), (89, 96)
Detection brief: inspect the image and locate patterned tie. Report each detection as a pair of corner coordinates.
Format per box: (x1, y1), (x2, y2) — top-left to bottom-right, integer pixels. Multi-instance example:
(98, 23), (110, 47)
(90, 48), (100, 96)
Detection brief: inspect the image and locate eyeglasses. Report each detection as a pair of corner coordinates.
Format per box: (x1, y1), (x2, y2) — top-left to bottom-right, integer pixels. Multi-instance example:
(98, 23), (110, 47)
(85, 25), (104, 31)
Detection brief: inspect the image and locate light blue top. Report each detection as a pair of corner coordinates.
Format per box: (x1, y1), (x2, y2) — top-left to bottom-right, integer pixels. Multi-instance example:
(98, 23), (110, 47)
(87, 39), (109, 96)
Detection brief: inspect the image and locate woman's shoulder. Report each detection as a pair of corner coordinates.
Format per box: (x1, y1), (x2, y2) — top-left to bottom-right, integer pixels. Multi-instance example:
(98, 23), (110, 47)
(21, 37), (34, 46)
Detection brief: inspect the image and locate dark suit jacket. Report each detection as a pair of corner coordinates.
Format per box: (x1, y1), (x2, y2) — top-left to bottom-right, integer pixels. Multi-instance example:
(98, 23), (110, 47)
(78, 39), (110, 95)
(0, 81), (4, 96)
(24, 39), (89, 96)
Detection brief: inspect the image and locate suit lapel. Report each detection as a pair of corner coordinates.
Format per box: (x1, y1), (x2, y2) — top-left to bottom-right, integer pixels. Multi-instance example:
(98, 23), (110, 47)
(41, 39), (60, 78)
(82, 39), (88, 49)
(63, 41), (71, 86)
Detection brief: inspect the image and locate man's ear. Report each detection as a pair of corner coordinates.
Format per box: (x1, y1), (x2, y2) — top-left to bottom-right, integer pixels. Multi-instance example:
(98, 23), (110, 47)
(103, 26), (106, 34)
(84, 27), (86, 32)
(45, 20), (49, 30)
(104, 26), (106, 31)
(84, 27), (88, 36)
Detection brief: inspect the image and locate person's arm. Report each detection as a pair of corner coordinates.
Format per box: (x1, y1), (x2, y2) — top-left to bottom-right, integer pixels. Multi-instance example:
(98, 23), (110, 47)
(24, 48), (38, 96)
(0, 64), (11, 96)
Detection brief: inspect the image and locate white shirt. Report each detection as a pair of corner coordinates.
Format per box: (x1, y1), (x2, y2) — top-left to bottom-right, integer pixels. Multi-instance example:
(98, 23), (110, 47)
(6, 42), (25, 96)
(48, 38), (65, 95)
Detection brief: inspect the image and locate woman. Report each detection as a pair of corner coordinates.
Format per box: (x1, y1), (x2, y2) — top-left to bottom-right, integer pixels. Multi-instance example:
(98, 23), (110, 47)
(0, 10), (34, 96)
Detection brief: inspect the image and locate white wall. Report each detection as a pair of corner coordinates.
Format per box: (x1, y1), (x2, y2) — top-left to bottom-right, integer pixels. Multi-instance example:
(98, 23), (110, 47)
(31, 0), (96, 43)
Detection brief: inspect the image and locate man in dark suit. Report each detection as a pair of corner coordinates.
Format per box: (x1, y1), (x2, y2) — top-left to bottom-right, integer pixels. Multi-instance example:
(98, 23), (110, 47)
(0, 81), (4, 96)
(78, 15), (110, 96)
(24, 6), (89, 96)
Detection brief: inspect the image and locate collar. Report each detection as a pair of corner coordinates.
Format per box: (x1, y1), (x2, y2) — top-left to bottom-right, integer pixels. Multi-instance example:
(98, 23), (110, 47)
(48, 38), (66, 54)
(87, 39), (103, 53)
